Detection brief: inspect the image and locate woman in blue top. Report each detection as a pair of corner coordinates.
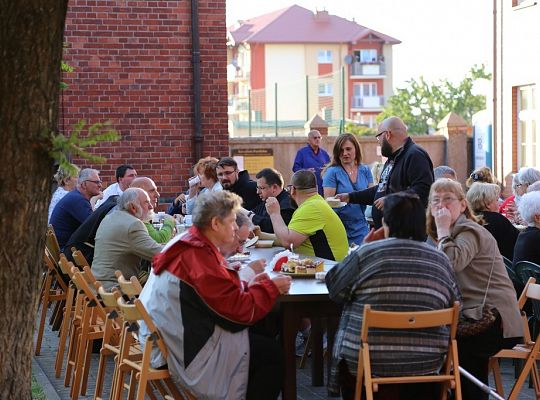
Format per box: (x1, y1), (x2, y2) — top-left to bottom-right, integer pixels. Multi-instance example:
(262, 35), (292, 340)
(322, 133), (373, 245)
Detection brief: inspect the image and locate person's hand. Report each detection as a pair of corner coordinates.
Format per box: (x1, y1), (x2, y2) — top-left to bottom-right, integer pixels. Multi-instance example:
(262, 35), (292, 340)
(272, 274), (292, 294)
(265, 197), (281, 216)
(174, 193), (186, 206)
(506, 201), (517, 221)
(363, 227), (385, 243)
(248, 259), (266, 274)
(335, 193), (350, 203)
(307, 167), (316, 172)
(433, 207), (452, 238)
(374, 196), (385, 210)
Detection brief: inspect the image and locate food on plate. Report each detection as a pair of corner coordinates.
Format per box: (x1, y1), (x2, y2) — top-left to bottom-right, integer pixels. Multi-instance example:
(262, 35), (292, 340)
(326, 197), (341, 207)
(280, 258), (324, 274)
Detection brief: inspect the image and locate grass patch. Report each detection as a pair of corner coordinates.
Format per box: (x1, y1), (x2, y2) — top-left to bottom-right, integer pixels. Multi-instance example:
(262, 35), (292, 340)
(32, 374), (47, 400)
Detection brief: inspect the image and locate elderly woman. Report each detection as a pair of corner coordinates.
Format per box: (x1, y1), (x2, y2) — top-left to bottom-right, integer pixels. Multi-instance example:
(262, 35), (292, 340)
(326, 192), (460, 399)
(428, 179), (522, 400)
(138, 191), (291, 400)
(500, 167), (540, 223)
(185, 156), (222, 215)
(513, 191), (540, 266)
(48, 165), (80, 222)
(466, 182), (519, 260)
(322, 133), (373, 245)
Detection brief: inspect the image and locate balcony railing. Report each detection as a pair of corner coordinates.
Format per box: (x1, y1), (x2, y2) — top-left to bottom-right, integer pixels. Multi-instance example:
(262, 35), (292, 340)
(350, 62), (386, 76)
(351, 96), (385, 109)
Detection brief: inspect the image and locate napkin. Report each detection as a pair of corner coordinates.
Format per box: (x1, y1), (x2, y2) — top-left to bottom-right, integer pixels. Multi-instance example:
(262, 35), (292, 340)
(269, 250), (296, 272)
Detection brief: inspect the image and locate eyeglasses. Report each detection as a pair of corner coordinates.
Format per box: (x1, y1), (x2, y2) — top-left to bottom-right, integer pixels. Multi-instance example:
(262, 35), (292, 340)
(376, 130), (389, 142)
(256, 185), (270, 191)
(85, 179), (102, 185)
(514, 183), (528, 188)
(235, 234), (248, 246)
(430, 196), (459, 205)
(217, 170), (236, 178)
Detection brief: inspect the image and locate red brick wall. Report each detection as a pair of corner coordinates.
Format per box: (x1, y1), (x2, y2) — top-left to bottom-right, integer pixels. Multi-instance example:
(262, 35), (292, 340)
(61, 0), (229, 203)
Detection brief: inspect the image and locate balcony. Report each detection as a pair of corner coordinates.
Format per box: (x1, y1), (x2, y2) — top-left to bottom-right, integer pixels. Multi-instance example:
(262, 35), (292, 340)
(350, 62), (386, 77)
(351, 96), (385, 109)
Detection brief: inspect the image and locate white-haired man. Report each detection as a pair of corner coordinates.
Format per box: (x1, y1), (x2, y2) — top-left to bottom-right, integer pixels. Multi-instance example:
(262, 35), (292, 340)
(92, 188), (163, 289)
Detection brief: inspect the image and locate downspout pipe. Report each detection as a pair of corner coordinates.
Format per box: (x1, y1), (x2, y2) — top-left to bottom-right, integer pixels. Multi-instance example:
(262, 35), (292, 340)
(191, 0), (203, 162)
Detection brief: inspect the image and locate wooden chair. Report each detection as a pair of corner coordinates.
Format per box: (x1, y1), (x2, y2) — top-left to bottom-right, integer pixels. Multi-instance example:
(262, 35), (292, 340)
(355, 302), (461, 400)
(115, 270), (143, 299)
(35, 249), (68, 355)
(115, 295), (196, 400)
(489, 278), (540, 399)
(71, 247), (91, 269)
(67, 265), (108, 400)
(45, 226), (68, 329)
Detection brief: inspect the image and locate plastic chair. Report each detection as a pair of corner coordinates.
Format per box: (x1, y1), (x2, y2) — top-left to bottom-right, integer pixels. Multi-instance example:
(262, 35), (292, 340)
(515, 261), (540, 339)
(355, 302), (461, 400)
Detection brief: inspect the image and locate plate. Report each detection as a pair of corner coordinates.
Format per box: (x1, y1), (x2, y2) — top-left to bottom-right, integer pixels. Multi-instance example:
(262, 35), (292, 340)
(228, 253), (251, 262)
(255, 239), (274, 248)
(244, 235), (259, 248)
(329, 201), (347, 209)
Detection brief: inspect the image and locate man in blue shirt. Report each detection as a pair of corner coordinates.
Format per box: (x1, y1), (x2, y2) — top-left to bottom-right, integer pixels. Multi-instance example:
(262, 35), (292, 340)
(292, 130), (330, 195)
(50, 168), (102, 250)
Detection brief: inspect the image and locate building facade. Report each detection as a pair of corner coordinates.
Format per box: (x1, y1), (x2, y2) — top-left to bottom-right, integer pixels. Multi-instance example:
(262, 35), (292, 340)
(227, 5), (400, 136)
(62, 0), (229, 202)
(494, 0), (539, 179)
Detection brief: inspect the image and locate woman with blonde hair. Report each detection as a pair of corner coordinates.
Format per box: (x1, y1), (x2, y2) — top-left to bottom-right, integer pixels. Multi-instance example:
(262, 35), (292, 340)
(48, 165), (80, 222)
(185, 156), (222, 215)
(466, 182), (519, 260)
(322, 133), (373, 245)
(428, 178), (522, 400)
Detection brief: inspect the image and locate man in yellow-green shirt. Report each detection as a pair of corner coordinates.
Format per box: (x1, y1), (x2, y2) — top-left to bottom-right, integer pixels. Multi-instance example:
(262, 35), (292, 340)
(266, 170), (348, 261)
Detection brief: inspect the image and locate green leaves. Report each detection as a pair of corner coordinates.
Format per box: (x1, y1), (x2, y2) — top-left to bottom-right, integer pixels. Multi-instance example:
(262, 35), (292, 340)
(49, 120), (120, 173)
(378, 65), (491, 134)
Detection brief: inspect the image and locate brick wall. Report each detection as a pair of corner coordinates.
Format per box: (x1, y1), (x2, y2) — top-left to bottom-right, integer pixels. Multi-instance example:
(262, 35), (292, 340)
(61, 0), (229, 204)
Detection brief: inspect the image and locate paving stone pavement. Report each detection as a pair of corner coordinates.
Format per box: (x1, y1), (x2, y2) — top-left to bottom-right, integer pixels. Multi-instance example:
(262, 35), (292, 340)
(33, 306), (537, 399)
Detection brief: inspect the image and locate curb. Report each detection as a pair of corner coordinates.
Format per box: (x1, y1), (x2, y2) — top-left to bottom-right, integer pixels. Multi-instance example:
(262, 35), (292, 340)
(32, 357), (61, 400)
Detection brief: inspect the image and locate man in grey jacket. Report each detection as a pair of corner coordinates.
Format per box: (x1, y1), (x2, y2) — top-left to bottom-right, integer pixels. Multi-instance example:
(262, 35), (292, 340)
(92, 187), (163, 289)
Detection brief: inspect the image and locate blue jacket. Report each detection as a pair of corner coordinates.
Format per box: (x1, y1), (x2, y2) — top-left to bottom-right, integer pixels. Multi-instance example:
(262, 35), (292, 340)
(293, 144), (330, 195)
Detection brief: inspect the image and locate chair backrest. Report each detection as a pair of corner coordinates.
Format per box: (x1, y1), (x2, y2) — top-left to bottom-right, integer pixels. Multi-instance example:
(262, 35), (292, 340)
(46, 225), (61, 262)
(44, 249), (68, 292)
(525, 281), (540, 302)
(71, 247), (91, 269)
(70, 266), (107, 321)
(116, 296), (169, 358)
(515, 262), (540, 321)
(115, 271), (143, 298)
(96, 283), (121, 309)
(361, 302), (460, 344)
(58, 253), (77, 278)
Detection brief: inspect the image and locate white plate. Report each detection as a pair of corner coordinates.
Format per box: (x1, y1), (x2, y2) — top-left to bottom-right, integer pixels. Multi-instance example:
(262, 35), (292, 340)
(228, 253), (251, 262)
(244, 235), (259, 248)
(329, 201), (347, 208)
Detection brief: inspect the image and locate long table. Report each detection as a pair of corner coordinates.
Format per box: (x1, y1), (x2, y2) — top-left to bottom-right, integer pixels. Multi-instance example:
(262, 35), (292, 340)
(246, 247), (342, 400)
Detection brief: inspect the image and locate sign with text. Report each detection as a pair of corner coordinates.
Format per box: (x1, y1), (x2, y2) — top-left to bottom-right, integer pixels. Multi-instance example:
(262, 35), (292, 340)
(232, 148), (274, 173)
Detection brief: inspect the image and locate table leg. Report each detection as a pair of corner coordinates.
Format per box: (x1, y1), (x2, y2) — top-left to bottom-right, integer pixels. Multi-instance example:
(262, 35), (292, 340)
(281, 304), (297, 400)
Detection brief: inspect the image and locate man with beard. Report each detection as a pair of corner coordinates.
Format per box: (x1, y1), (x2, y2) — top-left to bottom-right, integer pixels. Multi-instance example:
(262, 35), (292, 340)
(336, 116), (433, 229)
(92, 188), (163, 289)
(216, 157), (261, 210)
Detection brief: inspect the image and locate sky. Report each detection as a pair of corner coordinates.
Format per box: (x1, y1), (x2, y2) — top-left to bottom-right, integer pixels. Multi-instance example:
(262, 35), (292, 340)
(226, 0), (493, 91)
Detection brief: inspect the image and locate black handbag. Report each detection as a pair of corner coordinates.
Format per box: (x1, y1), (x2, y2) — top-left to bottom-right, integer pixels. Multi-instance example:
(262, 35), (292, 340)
(457, 257), (498, 338)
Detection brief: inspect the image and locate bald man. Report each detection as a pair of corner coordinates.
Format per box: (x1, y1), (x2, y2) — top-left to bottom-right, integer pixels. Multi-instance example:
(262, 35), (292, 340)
(337, 116), (434, 229)
(293, 129), (330, 195)
(131, 177), (176, 243)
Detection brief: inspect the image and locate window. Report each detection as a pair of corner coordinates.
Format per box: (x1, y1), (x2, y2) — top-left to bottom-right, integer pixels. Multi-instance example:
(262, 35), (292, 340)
(318, 83), (333, 96)
(355, 49), (377, 63)
(317, 50), (332, 63)
(354, 82), (378, 97)
(518, 85), (537, 168)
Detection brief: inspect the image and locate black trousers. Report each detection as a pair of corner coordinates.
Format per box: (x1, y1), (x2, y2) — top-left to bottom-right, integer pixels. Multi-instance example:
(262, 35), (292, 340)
(457, 314), (522, 400)
(246, 331), (283, 400)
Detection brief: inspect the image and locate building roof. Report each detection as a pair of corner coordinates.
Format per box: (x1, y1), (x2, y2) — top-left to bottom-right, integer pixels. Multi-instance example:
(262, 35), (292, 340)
(228, 5), (400, 45)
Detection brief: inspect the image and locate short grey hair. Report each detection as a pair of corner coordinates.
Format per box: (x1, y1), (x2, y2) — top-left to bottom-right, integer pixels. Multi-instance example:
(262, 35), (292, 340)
(517, 167), (540, 186)
(117, 187), (143, 211)
(528, 181), (540, 193)
(518, 191), (540, 225)
(466, 182), (500, 213)
(192, 191), (242, 229)
(434, 165), (457, 180)
(291, 170), (317, 193)
(236, 212), (254, 230)
(78, 168), (100, 184)
(308, 129), (321, 138)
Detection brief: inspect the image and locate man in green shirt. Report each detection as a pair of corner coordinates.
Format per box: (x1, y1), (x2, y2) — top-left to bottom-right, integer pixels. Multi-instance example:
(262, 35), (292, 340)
(131, 177), (175, 243)
(266, 170), (348, 262)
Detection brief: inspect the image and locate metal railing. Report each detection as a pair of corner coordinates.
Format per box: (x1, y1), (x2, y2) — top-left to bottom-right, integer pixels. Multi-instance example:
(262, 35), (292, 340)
(351, 62), (386, 76)
(351, 96), (385, 109)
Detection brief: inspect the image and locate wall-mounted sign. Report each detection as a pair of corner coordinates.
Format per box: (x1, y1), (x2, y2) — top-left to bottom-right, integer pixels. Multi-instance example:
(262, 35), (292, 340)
(231, 148), (274, 173)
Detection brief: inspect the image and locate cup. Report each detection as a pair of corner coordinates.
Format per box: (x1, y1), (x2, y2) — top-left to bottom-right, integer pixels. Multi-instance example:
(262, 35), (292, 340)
(175, 223), (185, 235)
(157, 211), (165, 222)
(188, 175), (200, 187)
(184, 215), (193, 226)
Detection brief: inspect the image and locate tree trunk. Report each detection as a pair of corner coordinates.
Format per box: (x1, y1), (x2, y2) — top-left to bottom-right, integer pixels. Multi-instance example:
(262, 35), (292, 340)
(0, 1), (68, 398)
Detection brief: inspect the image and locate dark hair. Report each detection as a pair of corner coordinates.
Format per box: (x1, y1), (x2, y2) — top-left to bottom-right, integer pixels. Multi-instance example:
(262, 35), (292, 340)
(216, 157), (238, 170)
(383, 192), (426, 241)
(256, 168), (284, 188)
(116, 165), (134, 181)
(291, 170), (317, 192)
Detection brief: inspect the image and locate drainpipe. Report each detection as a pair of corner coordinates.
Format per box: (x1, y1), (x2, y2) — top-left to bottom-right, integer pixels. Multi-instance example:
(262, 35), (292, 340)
(492, 0), (498, 177)
(191, 0), (203, 162)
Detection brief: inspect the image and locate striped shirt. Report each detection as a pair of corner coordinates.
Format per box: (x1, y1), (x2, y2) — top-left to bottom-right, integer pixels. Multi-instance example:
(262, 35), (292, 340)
(325, 238), (461, 395)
